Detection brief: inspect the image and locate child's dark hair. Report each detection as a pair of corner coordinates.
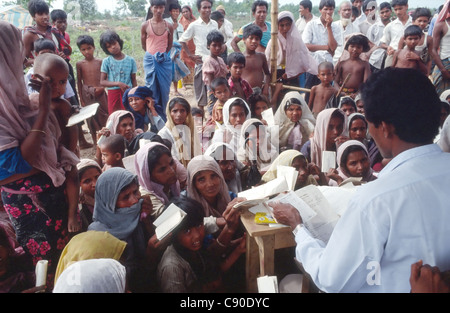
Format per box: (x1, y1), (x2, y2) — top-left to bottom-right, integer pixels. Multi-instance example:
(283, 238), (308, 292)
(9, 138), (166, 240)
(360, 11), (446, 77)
(251, 0), (268, 13)
(340, 96), (357, 111)
(99, 30), (124, 55)
(50, 9), (67, 22)
(229, 98), (249, 116)
(77, 35), (95, 48)
(412, 7), (432, 21)
(151, 0), (166, 6)
(196, 0), (214, 10)
(211, 77), (229, 92)
(28, 0), (49, 17)
(147, 144), (172, 174)
(101, 134), (126, 157)
(243, 24), (263, 40)
(319, 0), (335, 10)
(404, 25), (423, 39)
(169, 196), (205, 234)
(391, 0), (408, 7)
(169, 2), (181, 10)
(210, 10), (224, 23)
(318, 61), (334, 72)
(248, 92), (270, 118)
(345, 34), (370, 52)
(227, 52), (246, 67)
(34, 38), (56, 54)
(207, 29), (224, 47)
(191, 107), (204, 118)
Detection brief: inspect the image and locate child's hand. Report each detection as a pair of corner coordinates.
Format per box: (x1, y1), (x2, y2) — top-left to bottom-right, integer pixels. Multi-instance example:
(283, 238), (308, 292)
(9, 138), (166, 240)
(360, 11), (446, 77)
(118, 82), (130, 92)
(97, 127), (111, 140)
(406, 52), (420, 62)
(325, 168), (342, 182)
(212, 104), (223, 122)
(387, 46), (395, 56)
(307, 162), (321, 176)
(29, 74), (52, 111)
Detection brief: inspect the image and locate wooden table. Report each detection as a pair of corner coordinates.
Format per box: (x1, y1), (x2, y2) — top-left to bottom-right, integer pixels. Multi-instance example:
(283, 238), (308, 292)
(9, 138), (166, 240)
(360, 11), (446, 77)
(240, 211), (297, 293)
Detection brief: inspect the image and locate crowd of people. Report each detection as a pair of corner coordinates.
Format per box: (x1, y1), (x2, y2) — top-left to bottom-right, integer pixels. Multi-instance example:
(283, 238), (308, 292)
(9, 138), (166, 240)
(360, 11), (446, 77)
(1, 0), (450, 294)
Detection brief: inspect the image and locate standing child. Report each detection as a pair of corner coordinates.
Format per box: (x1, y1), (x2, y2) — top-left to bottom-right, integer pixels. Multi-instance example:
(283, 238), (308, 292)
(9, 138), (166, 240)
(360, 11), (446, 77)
(210, 77), (231, 125)
(392, 25), (428, 76)
(141, 0), (174, 121)
(100, 30), (138, 115)
(242, 24), (271, 98)
(76, 35), (109, 146)
(203, 30), (229, 116)
(99, 134), (126, 172)
(308, 61), (339, 117)
(334, 34), (371, 99)
(227, 52), (253, 101)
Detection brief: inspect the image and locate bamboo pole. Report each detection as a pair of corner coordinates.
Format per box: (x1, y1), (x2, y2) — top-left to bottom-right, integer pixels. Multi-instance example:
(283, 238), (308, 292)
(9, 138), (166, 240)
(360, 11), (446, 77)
(270, 0), (278, 86)
(270, 83), (311, 93)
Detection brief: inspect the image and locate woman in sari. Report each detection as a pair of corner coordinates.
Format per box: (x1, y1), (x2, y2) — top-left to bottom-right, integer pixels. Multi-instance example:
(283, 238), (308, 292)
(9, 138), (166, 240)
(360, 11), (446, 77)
(179, 5), (197, 85)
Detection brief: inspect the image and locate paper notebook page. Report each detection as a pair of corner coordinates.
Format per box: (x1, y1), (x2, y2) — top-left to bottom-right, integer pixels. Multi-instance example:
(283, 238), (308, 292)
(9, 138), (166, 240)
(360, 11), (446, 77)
(277, 165), (298, 191)
(321, 151), (336, 173)
(257, 276), (278, 293)
(155, 210), (184, 240)
(153, 203), (180, 227)
(261, 108), (275, 126)
(66, 103), (99, 127)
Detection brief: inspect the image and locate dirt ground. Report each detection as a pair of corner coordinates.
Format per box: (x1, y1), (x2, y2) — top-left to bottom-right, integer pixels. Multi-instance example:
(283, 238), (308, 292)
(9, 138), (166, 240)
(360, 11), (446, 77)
(79, 82), (197, 160)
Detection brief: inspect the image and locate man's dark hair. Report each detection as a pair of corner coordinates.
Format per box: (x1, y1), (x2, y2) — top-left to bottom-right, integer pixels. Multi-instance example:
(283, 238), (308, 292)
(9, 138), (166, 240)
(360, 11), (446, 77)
(361, 68), (441, 144)
(391, 0), (408, 7)
(77, 35), (95, 48)
(319, 0), (335, 10)
(210, 10), (224, 22)
(196, 0), (214, 10)
(251, 0), (268, 13)
(412, 7), (432, 21)
(151, 0), (166, 6)
(28, 0), (49, 17)
(99, 30), (124, 55)
(243, 24), (263, 40)
(50, 9), (67, 22)
(300, 0), (313, 12)
(379, 2), (392, 11)
(169, 3), (181, 11)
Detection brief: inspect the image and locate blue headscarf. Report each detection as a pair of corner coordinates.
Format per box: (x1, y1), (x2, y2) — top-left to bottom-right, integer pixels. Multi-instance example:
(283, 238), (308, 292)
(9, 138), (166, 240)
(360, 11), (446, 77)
(122, 86), (159, 132)
(88, 167), (142, 241)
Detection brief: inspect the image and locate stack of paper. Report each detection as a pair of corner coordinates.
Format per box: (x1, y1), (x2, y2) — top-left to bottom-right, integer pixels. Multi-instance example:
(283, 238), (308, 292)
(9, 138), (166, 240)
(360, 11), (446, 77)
(277, 165), (298, 191)
(257, 275), (278, 293)
(321, 151), (336, 173)
(66, 103), (99, 127)
(153, 203), (187, 240)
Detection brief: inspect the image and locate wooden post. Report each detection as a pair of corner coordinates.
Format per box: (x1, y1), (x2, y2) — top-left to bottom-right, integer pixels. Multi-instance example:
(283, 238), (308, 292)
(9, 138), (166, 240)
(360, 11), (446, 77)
(270, 0), (278, 86)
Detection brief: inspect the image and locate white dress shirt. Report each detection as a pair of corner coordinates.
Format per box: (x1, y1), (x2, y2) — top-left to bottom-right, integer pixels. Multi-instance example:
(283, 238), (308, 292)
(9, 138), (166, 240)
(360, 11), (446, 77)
(332, 20), (360, 65)
(178, 17), (219, 60)
(379, 16), (412, 50)
(294, 144), (450, 293)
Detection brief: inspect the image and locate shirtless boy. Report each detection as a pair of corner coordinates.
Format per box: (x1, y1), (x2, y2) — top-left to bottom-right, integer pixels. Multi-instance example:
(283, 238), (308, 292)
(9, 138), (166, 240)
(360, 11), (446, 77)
(392, 25), (428, 76)
(308, 61), (339, 117)
(76, 35), (109, 144)
(242, 24), (270, 97)
(334, 34), (371, 99)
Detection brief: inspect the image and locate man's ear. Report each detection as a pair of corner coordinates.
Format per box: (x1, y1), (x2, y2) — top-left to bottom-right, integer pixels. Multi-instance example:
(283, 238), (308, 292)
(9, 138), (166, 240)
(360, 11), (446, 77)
(381, 121), (396, 139)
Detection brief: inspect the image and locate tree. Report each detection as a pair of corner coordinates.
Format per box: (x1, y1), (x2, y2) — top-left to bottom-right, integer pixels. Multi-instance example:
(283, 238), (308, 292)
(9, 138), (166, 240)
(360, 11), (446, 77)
(123, 0), (147, 17)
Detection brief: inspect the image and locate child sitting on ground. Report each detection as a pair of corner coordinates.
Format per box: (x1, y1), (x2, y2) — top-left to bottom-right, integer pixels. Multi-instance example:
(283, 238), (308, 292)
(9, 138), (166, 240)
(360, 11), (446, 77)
(227, 52), (253, 102)
(308, 61), (339, 118)
(392, 25), (428, 76)
(334, 34), (371, 99)
(99, 134), (126, 172)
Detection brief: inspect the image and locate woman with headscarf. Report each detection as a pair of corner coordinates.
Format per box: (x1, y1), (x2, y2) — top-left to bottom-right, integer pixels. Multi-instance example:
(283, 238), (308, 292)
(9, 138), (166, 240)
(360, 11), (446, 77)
(237, 118), (278, 174)
(265, 11), (318, 105)
(328, 139), (377, 186)
(0, 21), (79, 285)
(179, 5), (197, 85)
(301, 108), (347, 170)
(158, 97), (202, 167)
(187, 155), (233, 235)
(275, 91), (316, 152)
(261, 150), (319, 190)
(134, 142), (182, 219)
(211, 97), (251, 153)
(122, 86), (165, 133)
(87, 167), (157, 292)
(53, 258), (127, 293)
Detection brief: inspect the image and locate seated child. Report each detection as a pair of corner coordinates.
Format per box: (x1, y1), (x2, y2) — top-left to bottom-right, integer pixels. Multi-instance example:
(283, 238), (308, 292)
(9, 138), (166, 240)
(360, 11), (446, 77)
(227, 52), (253, 101)
(308, 61), (339, 118)
(248, 91), (270, 121)
(122, 86), (165, 133)
(334, 34), (371, 99)
(157, 196), (246, 293)
(392, 25), (428, 76)
(209, 77), (231, 125)
(99, 134), (126, 172)
(76, 159), (102, 231)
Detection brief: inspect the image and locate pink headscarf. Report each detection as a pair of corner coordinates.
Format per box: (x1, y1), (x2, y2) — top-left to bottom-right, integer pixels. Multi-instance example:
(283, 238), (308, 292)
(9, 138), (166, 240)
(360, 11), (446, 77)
(265, 11), (318, 78)
(134, 142), (181, 204)
(0, 21), (78, 187)
(310, 108), (346, 168)
(106, 110), (143, 137)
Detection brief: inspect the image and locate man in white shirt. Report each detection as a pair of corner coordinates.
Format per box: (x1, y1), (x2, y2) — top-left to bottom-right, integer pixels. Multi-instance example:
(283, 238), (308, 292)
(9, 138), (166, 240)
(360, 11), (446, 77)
(296, 0), (319, 36)
(366, 2), (392, 71)
(179, 0), (218, 108)
(332, 0), (360, 64)
(216, 5), (234, 50)
(379, 0), (412, 67)
(351, 0), (366, 28)
(271, 67), (450, 293)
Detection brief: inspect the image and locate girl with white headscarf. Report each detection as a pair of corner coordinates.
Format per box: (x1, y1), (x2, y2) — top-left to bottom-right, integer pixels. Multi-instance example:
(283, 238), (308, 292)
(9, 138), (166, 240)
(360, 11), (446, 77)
(275, 91), (316, 152)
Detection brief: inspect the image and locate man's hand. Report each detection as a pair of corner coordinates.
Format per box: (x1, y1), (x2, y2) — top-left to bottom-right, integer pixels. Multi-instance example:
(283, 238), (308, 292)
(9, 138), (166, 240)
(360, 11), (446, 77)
(269, 202), (302, 230)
